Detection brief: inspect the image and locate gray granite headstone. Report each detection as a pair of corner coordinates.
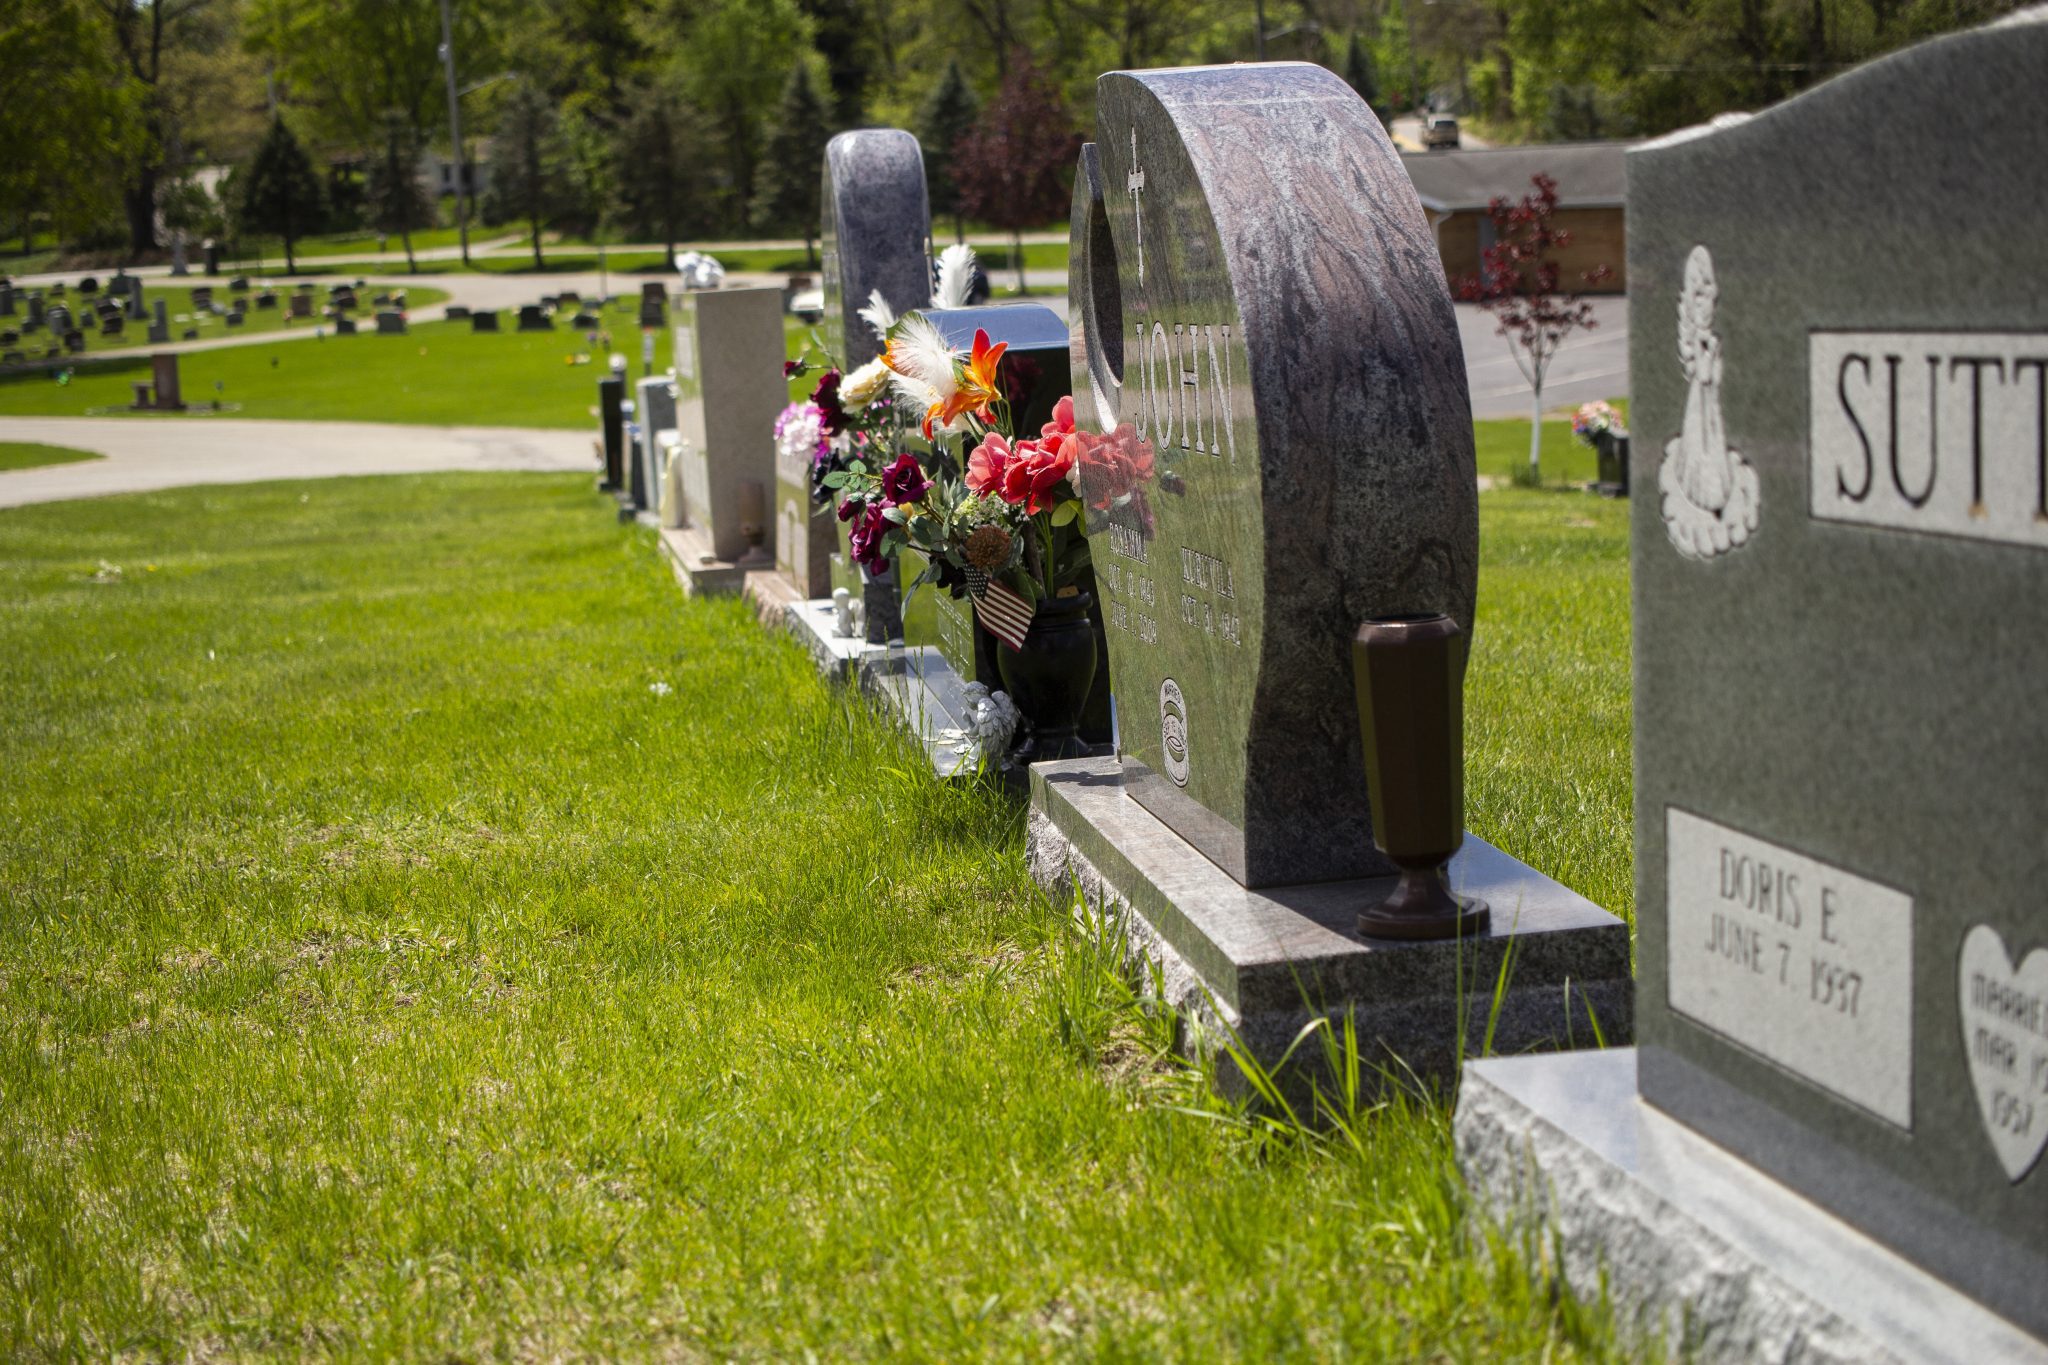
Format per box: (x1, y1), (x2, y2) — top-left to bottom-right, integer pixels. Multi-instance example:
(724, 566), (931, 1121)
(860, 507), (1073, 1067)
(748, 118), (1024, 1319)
(632, 374), (677, 514)
(0, 281), (13, 315)
(1627, 13), (2047, 1339)
(26, 293), (42, 326)
(470, 310), (499, 333)
(148, 299), (168, 344)
(335, 316), (357, 336)
(374, 311), (405, 335)
(517, 304), (551, 332)
(819, 127), (932, 642)
(1067, 64), (1477, 887)
(673, 286), (783, 562)
(126, 276), (145, 319)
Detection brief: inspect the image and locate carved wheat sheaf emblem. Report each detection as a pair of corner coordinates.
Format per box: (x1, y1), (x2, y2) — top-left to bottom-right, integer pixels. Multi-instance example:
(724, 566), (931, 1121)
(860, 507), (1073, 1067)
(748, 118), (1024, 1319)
(1661, 246), (1761, 560)
(1158, 677), (1189, 787)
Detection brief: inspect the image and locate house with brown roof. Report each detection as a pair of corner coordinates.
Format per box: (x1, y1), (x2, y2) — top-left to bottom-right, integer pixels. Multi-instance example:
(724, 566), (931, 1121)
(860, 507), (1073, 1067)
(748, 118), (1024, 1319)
(1401, 141), (1632, 294)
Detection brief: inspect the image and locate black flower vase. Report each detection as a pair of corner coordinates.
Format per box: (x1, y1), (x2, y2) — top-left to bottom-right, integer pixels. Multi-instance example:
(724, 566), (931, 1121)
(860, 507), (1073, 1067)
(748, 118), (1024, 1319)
(997, 591), (1098, 764)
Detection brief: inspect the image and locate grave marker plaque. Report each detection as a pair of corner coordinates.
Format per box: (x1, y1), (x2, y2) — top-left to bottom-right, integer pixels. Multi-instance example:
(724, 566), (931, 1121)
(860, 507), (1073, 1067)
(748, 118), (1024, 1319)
(1625, 15), (2048, 1336)
(1068, 64), (1478, 887)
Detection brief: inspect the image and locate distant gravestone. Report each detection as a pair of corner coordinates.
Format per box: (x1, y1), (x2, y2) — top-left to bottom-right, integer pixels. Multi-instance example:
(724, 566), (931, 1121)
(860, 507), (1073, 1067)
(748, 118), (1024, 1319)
(44, 304), (71, 337)
(671, 286), (782, 565)
(444, 305), (469, 321)
(637, 281), (665, 328)
(126, 276), (145, 319)
(79, 276), (99, 293)
(62, 329), (85, 354)
(516, 305), (550, 332)
(26, 293), (43, 325)
(335, 316), (357, 336)
(99, 316), (123, 337)
(191, 286), (213, 309)
(203, 242), (220, 274)
(598, 375), (626, 492)
(374, 311), (405, 335)
(151, 352), (184, 410)
(255, 291), (278, 310)
(1, 280), (16, 315)
(470, 310), (500, 333)
(229, 276), (249, 292)
(224, 312), (244, 328)
(820, 127), (932, 641)
(570, 310), (599, 330)
(148, 299), (169, 344)
(288, 293), (312, 318)
(633, 374), (677, 515)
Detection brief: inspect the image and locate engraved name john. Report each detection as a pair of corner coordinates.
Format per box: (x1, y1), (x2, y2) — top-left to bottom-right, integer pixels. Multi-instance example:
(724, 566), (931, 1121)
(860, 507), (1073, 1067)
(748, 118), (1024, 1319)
(1810, 331), (2048, 549)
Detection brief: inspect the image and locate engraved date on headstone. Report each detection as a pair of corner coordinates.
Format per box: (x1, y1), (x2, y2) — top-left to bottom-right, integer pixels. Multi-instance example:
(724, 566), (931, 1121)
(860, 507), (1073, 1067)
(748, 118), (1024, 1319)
(1666, 807), (1915, 1128)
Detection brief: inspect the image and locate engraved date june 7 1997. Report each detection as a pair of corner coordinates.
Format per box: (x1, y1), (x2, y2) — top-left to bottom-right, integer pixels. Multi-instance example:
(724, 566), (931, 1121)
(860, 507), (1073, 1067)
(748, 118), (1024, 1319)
(1667, 808), (1916, 1128)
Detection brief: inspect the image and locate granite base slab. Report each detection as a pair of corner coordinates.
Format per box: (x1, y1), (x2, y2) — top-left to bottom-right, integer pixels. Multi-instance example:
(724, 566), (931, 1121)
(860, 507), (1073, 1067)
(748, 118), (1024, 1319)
(656, 523), (748, 596)
(1026, 757), (1633, 1094)
(857, 645), (996, 780)
(780, 597), (875, 681)
(1457, 1050), (2047, 1364)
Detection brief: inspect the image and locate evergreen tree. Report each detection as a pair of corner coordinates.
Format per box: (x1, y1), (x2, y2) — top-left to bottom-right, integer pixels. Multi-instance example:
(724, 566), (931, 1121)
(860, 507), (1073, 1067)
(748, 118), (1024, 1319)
(237, 116), (326, 274)
(954, 57), (1079, 294)
(1343, 32), (1384, 124)
(487, 80), (567, 271)
(614, 84), (697, 258)
(917, 59), (979, 244)
(751, 63), (830, 267)
(365, 112), (433, 274)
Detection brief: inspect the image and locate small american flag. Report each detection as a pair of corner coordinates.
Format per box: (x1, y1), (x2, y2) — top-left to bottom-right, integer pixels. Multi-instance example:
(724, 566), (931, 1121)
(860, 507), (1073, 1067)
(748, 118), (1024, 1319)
(973, 578), (1036, 650)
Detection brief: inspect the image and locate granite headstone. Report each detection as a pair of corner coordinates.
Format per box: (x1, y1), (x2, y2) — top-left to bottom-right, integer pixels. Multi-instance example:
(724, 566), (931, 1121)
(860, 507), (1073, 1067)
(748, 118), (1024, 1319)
(470, 310), (499, 333)
(1618, 15), (2048, 1339)
(1067, 64), (1478, 887)
(820, 127), (933, 642)
(671, 285), (782, 565)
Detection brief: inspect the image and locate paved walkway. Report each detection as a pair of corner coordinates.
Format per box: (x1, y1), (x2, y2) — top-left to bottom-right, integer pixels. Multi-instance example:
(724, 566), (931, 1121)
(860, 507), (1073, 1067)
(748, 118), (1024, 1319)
(0, 417), (593, 508)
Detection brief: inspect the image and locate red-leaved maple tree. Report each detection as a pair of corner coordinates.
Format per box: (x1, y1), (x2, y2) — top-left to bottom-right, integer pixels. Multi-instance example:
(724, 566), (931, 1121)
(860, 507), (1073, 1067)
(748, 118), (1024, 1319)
(1455, 174), (1613, 479)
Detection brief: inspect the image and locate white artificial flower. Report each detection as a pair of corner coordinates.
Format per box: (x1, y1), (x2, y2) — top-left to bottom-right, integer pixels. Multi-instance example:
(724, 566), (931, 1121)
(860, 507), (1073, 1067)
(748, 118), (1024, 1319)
(648, 681), (672, 697)
(841, 358), (891, 407)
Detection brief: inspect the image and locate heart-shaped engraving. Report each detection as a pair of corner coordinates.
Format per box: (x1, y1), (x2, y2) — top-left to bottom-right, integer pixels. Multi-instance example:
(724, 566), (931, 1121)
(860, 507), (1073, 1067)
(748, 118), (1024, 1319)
(1958, 925), (2048, 1183)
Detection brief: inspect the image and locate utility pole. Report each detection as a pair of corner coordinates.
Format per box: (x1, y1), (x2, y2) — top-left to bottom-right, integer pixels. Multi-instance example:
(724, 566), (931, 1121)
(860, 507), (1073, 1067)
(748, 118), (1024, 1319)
(438, 0), (469, 267)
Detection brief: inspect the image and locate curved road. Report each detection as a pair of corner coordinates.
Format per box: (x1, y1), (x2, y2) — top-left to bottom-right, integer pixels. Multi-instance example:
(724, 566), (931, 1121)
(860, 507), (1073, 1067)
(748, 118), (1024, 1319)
(0, 417), (593, 509)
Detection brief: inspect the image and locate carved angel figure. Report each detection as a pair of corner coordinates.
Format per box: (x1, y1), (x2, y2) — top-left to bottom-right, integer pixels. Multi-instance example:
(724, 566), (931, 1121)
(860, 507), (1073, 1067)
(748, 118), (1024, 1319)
(1659, 246), (1759, 560)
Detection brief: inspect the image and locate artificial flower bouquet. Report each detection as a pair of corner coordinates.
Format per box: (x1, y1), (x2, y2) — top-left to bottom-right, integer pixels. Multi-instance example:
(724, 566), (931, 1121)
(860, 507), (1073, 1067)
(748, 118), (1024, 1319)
(1571, 399), (1626, 447)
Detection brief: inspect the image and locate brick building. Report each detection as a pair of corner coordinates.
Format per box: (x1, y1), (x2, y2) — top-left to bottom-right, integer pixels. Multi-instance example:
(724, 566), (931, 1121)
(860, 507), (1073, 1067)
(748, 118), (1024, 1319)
(1401, 141), (1632, 294)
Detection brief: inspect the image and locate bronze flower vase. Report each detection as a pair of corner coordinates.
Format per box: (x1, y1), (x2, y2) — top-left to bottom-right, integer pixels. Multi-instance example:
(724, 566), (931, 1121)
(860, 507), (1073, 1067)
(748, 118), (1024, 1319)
(996, 590), (1098, 764)
(1351, 613), (1491, 941)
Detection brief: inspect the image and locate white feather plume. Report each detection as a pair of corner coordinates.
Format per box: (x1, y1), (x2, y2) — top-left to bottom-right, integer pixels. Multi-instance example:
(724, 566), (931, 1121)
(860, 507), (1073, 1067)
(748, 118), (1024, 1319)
(858, 288), (896, 341)
(883, 312), (959, 407)
(933, 243), (979, 309)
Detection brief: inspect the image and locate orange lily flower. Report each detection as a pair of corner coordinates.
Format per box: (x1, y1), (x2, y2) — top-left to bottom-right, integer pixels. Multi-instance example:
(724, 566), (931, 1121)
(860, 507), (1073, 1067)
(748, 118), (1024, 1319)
(922, 328), (1007, 437)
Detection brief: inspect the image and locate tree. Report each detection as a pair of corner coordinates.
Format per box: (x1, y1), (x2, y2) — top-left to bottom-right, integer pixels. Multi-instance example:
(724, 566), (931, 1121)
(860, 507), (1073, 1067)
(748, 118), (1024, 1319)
(97, 0), (218, 255)
(365, 111), (432, 274)
(671, 0), (812, 234)
(237, 115), (325, 273)
(916, 59), (979, 244)
(1342, 32), (1382, 123)
(1454, 174), (1611, 481)
(613, 84), (697, 259)
(953, 57), (1079, 293)
(751, 63), (830, 266)
(0, 0), (137, 250)
(488, 80), (566, 270)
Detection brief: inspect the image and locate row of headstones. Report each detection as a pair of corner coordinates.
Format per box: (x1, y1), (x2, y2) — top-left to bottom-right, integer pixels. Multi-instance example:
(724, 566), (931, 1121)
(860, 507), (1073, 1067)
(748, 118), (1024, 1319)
(597, 20), (2046, 1352)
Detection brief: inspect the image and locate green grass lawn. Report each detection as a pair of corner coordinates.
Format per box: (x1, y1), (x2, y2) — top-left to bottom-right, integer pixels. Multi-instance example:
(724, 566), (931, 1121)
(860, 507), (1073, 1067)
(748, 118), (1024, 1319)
(7, 283), (451, 361)
(0, 442), (101, 473)
(0, 317), (664, 428)
(0, 473), (1633, 1358)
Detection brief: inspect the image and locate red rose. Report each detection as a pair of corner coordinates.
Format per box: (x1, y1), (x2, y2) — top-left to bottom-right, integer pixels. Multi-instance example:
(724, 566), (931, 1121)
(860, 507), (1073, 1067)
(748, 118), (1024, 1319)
(965, 432), (1015, 496)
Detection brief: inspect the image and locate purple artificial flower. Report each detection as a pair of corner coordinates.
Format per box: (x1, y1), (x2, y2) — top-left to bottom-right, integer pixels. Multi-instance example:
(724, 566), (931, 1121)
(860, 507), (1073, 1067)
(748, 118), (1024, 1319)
(880, 452), (931, 506)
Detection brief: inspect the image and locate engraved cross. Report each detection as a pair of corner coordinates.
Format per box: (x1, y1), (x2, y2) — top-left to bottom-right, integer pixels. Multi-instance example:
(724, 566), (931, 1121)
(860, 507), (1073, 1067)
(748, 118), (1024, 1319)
(1126, 127), (1146, 286)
